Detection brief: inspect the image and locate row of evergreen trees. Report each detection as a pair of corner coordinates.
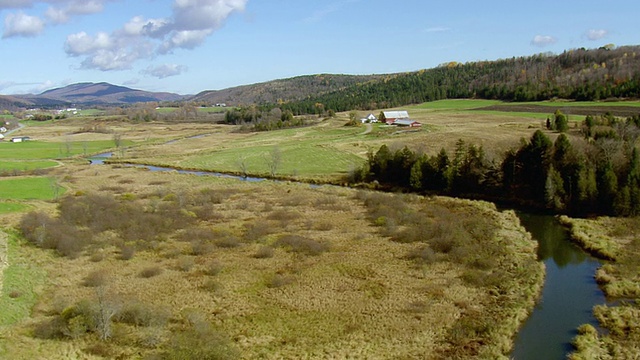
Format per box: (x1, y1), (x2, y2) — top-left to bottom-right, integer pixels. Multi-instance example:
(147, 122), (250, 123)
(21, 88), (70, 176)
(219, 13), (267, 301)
(273, 46), (640, 115)
(355, 114), (640, 217)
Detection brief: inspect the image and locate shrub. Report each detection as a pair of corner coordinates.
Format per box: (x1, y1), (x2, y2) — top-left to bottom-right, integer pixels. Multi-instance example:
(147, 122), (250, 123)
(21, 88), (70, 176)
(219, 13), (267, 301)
(266, 274), (295, 288)
(163, 326), (239, 360)
(139, 266), (163, 278)
(254, 246), (274, 259)
(201, 279), (222, 293)
(267, 209), (300, 222)
(83, 269), (110, 287)
(191, 240), (215, 255)
(243, 221), (274, 242)
(178, 226), (216, 242)
(119, 244), (136, 260)
(176, 256), (195, 272)
(275, 235), (328, 256)
(203, 260), (223, 276)
(115, 301), (170, 327)
(405, 246), (437, 265)
(215, 236), (241, 248)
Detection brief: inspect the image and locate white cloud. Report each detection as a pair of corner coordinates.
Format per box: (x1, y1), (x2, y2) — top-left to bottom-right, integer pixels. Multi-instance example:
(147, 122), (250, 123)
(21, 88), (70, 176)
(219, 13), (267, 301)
(584, 29), (608, 41)
(61, 0), (246, 71)
(45, 0), (107, 24)
(0, 0), (36, 10)
(2, 0), (246, 73)
(142, 63), (188, 79)
(2, 11), (44, 37)
(424, 26), (450, 33)
(531, 35), (557, 47)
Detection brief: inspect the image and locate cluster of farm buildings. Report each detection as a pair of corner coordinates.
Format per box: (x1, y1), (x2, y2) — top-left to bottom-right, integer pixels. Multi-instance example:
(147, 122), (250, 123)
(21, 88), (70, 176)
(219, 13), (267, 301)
(360, 111), (422, 127)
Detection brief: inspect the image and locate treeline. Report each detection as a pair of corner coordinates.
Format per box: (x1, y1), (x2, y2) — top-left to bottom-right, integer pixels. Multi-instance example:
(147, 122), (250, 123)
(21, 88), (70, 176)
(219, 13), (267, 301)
(354, 112), (640, 217)
(223, 106), (308, 131)
(275, 45), (640, 115)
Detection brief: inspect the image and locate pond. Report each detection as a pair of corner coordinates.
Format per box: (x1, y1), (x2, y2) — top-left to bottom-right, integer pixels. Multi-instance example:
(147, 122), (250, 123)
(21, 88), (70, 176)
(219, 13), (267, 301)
(511, 212), (606, 360)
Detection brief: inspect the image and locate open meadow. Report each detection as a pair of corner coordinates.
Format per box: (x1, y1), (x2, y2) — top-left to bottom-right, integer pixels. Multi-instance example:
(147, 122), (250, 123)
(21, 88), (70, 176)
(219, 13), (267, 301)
(1, 99), (637, 359)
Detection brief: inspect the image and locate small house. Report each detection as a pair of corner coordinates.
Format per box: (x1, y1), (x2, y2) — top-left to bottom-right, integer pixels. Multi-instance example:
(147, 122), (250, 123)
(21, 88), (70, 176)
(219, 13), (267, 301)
(360, 113), (378, 123)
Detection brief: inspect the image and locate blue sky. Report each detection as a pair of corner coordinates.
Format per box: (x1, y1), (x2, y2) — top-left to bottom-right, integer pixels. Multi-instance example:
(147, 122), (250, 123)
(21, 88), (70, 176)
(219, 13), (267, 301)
(1, 0), (638, 95)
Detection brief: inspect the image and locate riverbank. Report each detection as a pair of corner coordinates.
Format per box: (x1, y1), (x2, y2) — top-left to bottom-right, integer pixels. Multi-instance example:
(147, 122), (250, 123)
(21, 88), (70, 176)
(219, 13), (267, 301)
(558, 216), (640, 359)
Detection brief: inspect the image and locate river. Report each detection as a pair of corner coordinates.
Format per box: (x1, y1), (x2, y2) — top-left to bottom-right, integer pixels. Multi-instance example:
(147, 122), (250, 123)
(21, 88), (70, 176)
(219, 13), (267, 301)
(511, 212), (606, 360)
(88, 153), (607, 359)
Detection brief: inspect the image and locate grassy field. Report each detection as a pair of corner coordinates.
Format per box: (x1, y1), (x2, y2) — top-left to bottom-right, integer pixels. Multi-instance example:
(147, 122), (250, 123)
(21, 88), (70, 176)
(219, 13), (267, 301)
(0, 202), (29, 214)
(0, 231), (47, 327)
(0, 177), (64, 200)
(0, 160), (59, 171)
(0, 140), (122, 160)
(115, 106), (549, 182)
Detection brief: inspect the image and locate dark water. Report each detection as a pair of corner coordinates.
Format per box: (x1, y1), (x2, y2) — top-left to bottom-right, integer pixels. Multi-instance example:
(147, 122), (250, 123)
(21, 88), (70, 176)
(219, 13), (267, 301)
(511, 212), (606, 360)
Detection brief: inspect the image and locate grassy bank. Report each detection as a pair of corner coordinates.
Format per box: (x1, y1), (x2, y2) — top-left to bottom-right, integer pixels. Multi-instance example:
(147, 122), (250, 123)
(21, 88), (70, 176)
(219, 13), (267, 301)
(559, 216), (640, 359)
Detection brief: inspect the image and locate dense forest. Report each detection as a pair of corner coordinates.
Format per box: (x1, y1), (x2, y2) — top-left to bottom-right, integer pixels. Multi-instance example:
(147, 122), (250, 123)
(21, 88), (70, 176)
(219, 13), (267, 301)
(270, 45), (640, 115)
(352, 111), (640, 217)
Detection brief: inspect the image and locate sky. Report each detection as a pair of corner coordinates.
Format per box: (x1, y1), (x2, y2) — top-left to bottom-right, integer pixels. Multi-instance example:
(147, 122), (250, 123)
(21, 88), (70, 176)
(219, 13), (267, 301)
(1, 0), (639, 96)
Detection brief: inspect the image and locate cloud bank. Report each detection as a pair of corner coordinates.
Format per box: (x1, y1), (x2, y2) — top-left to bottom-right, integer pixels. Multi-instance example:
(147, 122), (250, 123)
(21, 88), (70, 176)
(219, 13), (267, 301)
(584, 29), (608, 41)
(531, 34), (557, 47)
(1, 0), (247, 71)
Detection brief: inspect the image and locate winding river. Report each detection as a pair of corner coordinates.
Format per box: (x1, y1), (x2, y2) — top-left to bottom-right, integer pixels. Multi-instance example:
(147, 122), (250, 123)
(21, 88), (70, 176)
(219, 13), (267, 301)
(89, 153), (607, 359)
(511, 212), (606, 359)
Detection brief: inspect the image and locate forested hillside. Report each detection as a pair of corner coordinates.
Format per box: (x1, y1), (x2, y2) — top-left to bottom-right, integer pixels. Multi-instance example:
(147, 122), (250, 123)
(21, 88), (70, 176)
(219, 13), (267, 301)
(276, 45), (640, 115)
(190, 74), (384, 106)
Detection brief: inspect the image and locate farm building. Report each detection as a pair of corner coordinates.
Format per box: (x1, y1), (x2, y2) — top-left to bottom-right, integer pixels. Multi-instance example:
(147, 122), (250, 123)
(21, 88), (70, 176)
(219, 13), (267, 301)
(10, 136), (31, 143)
(393, 119), (422, 127)
(382, 110), (410, 124)
(360, 113), (378, 123)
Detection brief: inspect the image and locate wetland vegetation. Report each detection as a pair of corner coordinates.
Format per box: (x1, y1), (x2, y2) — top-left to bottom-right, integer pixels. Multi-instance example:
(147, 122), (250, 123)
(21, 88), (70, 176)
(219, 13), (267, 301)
(0, 97), (638, 359)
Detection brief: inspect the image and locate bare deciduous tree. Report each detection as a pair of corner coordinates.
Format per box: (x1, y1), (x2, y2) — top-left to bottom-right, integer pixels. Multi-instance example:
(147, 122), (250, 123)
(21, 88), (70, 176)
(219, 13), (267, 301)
(265, 147), (282, 177)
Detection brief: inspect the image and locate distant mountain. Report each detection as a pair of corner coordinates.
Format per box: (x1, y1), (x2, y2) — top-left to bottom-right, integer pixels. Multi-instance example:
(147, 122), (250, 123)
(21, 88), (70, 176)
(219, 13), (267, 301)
(0, 95), (33, 111)
(189, 74), (385, 106)
(15, 82), (186, 106)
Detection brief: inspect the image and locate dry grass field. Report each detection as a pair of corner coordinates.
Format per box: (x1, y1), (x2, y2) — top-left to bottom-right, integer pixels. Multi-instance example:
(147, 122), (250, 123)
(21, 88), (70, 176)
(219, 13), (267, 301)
(1, 162), (543, 359)
(0, 104), (558, 359)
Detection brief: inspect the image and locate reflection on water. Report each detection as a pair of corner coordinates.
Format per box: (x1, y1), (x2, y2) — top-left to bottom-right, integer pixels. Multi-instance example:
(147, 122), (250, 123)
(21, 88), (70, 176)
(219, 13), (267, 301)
(511, 213), (606, 360)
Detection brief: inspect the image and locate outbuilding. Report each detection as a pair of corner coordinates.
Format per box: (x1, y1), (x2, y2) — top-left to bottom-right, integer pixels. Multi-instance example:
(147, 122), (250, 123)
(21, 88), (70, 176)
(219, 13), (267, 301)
(393, 119), (422, 127)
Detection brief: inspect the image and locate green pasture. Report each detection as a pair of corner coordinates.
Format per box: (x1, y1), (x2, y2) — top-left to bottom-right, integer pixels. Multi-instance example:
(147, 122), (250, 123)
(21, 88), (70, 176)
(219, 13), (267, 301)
(182, 143), (364, 177)
(510, 100), (640, 108)
(469, 110), (564, 120)
(0, 177), (65, 200)
(409, 99), (502, 110)
(0, 232), (47, 326)
(75, 109), (105, 116)
(180, 124), (367, 178)
(0, 140), (127, 160)
(0, 202), (29, 214)
(0, 160), (58, 171)
(197, 107), (229, 113)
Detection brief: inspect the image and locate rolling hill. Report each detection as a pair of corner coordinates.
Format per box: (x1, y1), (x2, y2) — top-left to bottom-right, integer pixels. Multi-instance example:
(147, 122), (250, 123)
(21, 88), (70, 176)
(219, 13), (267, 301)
(14, 82), (187, 106)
